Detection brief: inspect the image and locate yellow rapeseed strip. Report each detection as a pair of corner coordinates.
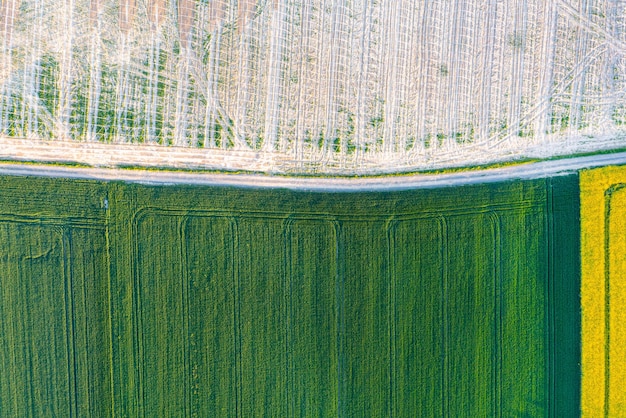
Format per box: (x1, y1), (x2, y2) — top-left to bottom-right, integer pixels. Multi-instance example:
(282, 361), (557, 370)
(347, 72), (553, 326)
(581, 165), (626, 416)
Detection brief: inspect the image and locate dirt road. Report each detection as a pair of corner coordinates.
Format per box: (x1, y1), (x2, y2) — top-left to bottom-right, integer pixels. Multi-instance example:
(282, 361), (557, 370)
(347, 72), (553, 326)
(0, 150), (624, 191)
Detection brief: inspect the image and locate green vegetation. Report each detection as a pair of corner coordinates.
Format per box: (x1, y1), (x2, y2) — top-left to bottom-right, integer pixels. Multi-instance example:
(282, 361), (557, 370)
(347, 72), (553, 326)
(0, 177), (110, 416)
(0, 174), (580, 416)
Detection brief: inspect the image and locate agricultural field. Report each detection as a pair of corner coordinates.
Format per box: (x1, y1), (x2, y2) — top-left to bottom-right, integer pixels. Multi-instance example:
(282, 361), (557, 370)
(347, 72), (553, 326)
(581, 165), (626, 416)
(0, 174), (580, 416)
(3, 1), (626, 172)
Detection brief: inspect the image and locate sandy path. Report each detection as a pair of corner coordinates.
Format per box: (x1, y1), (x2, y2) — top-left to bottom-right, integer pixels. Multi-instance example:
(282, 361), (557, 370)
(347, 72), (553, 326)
(0, 149), (624, 191)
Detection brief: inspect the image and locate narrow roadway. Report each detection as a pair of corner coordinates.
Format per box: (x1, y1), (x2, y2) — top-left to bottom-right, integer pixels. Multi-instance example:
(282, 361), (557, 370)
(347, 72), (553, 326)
(0, 151), (624, 191)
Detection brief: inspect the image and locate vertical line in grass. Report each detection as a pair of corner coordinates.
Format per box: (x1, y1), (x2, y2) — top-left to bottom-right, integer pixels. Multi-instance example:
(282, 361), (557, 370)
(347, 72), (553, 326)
(131, 207), (145, 416)
(179, 216), (191, 418)
(282, 217), (294, 417)
(23, 226), (35, 416)
(231, 218), (242, 418)
(488, 212), (502, 418)
(438, 215), (448, 418)
(104, 188), (116, 416)
(386, 219), (397, 417)
(546, 180), (557, 417)
(335, 220), (344, 415)
(546, 179), (555, 417)
(62, 227), (78, 417)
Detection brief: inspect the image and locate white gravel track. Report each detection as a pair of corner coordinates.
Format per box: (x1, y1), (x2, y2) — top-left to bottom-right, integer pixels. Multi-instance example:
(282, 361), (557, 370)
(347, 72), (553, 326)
(0, 150), (624, 191)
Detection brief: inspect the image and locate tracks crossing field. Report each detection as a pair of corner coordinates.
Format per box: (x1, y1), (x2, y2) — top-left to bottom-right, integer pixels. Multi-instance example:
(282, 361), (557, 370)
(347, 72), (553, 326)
(0, 174), (580, 416)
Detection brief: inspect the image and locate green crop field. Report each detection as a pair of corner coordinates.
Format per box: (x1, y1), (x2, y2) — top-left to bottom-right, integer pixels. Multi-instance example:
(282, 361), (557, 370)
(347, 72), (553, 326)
(0, 174), (580, 416)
